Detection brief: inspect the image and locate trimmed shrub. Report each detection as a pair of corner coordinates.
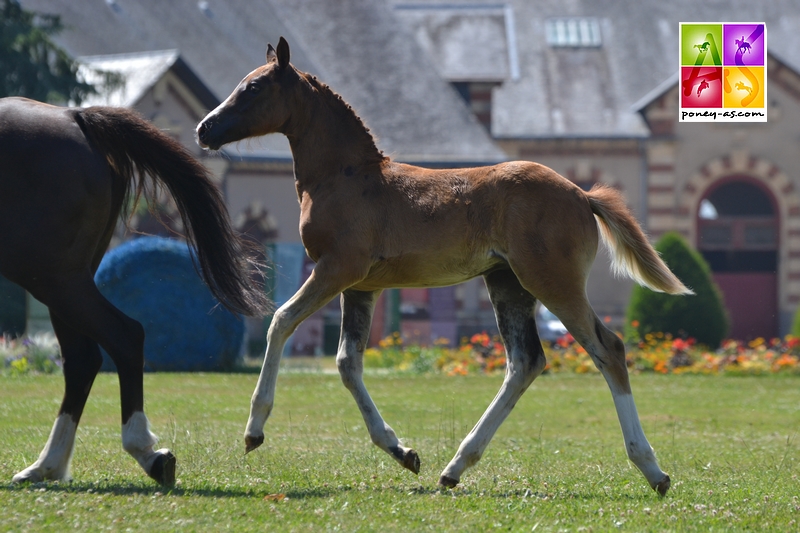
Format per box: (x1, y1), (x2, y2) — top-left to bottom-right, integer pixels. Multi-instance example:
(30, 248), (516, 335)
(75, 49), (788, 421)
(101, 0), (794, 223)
(627, 232), (728, 348)
(95, 236), (244, 371)
(790, 306), (800, 338)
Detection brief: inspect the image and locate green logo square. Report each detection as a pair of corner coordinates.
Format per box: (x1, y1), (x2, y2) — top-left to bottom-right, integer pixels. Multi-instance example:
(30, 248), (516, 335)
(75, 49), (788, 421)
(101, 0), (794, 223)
(681, 23), (723, 66)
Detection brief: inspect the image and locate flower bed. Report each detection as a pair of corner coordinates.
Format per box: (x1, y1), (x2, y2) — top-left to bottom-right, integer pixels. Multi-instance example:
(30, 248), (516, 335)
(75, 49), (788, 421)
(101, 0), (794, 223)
(1, 333), (61, 375)
(364, 330), (800, 376)
(7, 329), (800, 377)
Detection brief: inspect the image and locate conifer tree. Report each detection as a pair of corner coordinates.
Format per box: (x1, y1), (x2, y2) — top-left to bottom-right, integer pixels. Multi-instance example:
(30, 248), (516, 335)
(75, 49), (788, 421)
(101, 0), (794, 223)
(0, 0), (108, 103)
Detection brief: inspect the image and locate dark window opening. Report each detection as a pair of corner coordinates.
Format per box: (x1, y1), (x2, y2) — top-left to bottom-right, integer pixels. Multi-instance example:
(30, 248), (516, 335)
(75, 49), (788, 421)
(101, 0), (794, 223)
(703, 181), (774, 217)
(450, 81), (498, 131)
(701, 250), (777, 273)
(451, 82), (471, 105)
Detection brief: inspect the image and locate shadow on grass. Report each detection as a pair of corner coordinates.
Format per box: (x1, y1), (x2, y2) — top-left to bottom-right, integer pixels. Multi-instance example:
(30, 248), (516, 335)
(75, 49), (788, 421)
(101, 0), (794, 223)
(0, 481), (256, 499)
(381, 483), (660, 502)
(1, 479), (658, 502)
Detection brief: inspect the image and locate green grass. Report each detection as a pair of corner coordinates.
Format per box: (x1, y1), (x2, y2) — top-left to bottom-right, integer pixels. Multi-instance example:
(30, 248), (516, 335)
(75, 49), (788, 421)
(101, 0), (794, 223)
(1, 369), (799, 531)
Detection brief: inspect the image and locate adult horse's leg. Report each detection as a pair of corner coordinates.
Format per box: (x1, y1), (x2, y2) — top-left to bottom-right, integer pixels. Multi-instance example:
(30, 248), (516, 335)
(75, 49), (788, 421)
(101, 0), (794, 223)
(337, 289), (420, 474)
(12, 315), (103, 483)
(439, 269), (546, 487)
(28, 276), (175, 485)
(245, 263), (362, 452)
(545, 294), (670, 495)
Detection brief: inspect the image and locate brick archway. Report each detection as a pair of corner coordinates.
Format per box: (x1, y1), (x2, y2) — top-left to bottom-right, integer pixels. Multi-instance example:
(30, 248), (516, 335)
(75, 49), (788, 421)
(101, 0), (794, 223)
(678, 151), (800, 330)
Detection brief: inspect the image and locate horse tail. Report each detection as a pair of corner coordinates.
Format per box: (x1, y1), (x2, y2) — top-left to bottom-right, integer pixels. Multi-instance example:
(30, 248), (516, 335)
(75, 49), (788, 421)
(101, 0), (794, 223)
(586, 184), (693, 295)
(73, 106), (270, 316)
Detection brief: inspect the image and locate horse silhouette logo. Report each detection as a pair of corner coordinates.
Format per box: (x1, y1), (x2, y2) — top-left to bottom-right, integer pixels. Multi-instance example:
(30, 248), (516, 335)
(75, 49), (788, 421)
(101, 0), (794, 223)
(734, 81), (752, 95)
(735, 36), (751, 55)
(697, 79), (710, 97)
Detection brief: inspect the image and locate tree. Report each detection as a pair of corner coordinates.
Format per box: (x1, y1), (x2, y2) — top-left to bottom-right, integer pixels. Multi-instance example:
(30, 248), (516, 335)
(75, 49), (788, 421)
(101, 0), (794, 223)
(0, 0), (101, 103)
(627, 232), (728, 348)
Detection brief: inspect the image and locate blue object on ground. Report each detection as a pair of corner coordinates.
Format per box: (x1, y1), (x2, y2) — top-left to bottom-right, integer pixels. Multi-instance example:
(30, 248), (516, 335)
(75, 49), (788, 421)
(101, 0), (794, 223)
(95, 236), (244, 371)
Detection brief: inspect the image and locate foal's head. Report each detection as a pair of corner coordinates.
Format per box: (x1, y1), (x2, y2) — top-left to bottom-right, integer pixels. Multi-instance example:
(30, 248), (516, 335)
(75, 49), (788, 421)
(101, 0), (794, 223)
(197, 37), (299, 150)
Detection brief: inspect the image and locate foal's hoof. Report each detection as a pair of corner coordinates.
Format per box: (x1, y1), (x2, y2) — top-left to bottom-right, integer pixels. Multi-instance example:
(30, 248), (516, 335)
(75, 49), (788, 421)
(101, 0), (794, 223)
(390, 446), (421, 475)
(653, 474), (671, 496)
(245, 435), (264, 454)
(403, 449), (421, 475)
(438, 475), (459, 488)
(12, 468), (44, 484)
(148, 449), (176, 486)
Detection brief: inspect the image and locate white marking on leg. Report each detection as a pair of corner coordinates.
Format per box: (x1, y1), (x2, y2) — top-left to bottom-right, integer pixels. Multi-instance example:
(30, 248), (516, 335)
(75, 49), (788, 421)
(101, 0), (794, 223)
(612, 393), (668, 488)
(12, 413), (77, 482)
(441, 362), (533, 483)
(244, 269), (354, 447)
(122, 411), (166, 474)
(337, 341), (405, 453)
(245, 314), (287, 443)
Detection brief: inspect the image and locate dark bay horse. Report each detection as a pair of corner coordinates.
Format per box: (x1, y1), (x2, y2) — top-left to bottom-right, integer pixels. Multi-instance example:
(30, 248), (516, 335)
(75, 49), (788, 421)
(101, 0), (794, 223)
(196, 38), (691, 495)
(0, 97), (268, 485)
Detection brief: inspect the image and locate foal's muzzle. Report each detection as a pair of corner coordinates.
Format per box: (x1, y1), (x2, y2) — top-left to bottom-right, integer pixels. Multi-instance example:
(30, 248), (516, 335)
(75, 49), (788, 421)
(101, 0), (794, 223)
(196, 120), (217, 150)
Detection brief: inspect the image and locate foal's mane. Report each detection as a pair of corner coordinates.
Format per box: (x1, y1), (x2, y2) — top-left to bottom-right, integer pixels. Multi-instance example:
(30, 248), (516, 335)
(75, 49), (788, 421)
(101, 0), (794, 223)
(301, 73), (388, 165)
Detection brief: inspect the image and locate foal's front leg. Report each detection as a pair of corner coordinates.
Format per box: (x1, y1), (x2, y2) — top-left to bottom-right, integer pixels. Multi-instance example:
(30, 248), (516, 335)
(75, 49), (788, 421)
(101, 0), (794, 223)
(337, 289), (420, 474)
(245, 264), (359, 452)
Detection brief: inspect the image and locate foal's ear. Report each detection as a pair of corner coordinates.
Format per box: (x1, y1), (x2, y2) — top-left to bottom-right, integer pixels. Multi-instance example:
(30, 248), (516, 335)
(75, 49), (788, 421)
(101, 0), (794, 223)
(276, 36), (290, 70)
(266, 43), (276, 64)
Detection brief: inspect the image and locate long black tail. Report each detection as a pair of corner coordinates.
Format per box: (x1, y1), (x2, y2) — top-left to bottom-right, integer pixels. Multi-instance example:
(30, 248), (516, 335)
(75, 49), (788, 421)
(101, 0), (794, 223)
(74, 106), (270, 316)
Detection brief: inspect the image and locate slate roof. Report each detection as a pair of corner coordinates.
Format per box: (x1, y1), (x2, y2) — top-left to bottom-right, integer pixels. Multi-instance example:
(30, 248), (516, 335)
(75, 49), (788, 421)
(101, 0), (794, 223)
(20, 0), (800, 146)
(21, 0), (505, 162)
(393, 4), (516, 82)
(390, 0), (800, 138)
(77, 50), (218, 111)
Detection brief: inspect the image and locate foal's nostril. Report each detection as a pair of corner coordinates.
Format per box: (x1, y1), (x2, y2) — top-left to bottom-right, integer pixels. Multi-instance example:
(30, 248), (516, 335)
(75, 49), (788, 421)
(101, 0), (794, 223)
(197, 121), (209, 141)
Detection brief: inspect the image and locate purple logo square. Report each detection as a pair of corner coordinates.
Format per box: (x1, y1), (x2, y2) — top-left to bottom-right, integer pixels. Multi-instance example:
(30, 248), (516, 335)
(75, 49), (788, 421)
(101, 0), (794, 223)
(723, 24), (765, 66)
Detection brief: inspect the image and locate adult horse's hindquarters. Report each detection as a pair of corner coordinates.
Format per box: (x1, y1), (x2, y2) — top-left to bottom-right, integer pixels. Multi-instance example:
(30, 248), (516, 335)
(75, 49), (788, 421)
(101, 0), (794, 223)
(0, 98), (268, 485)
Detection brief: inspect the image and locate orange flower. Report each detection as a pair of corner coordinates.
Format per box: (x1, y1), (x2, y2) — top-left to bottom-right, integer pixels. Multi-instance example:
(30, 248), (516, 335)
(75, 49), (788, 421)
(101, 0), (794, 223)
(774, 354), (797, 369)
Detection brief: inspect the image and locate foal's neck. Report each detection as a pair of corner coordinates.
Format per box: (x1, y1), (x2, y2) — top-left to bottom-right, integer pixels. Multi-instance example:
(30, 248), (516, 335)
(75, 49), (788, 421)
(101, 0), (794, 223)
(287, 74), (386, 184)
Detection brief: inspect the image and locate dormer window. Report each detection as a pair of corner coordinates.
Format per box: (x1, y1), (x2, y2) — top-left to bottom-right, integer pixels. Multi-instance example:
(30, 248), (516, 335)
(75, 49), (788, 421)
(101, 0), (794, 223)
(546, 18), (602, 47)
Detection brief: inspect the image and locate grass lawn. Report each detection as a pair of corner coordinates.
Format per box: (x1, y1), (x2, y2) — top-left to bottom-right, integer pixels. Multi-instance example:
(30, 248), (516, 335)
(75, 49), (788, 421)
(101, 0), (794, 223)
(1, 368), (799, 531)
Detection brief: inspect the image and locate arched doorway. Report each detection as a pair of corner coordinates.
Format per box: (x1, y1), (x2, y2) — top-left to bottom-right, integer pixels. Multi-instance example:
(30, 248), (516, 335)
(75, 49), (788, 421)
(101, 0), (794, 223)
(697, 178), (778, 340)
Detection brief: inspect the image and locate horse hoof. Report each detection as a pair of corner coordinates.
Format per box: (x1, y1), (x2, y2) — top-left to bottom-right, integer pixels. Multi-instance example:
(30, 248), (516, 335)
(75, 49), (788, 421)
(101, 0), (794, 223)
(403, 449), (421, 475)
(148, 450), (176, 486)
(653, 474), (671, 496)
(245, 435), (264, 454)
(12, 468), (44, 484)
(438, 475), (459, 488)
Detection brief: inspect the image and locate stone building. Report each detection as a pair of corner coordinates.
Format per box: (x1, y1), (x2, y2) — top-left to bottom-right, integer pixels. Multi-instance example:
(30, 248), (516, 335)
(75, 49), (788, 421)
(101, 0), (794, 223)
(19, 0), (800, 347)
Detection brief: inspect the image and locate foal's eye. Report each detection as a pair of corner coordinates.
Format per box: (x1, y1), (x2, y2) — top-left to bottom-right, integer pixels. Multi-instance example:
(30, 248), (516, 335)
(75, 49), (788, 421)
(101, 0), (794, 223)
(247, 83), (261, 94)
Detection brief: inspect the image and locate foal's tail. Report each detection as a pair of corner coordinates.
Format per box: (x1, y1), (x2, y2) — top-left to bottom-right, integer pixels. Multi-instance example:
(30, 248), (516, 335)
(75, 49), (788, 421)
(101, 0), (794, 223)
(587, 184), (693, 295)
(74, 106), (270, 316)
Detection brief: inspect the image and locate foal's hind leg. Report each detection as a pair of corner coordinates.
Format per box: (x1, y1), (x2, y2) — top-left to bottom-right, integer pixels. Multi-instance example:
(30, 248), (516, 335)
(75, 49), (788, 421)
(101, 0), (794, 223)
(439, 269), (546, 487)
(545, 296), (670, 495)
(29, 277), (175, 485)
(12, 315), (103, 483)
(338, 289), (420, 474)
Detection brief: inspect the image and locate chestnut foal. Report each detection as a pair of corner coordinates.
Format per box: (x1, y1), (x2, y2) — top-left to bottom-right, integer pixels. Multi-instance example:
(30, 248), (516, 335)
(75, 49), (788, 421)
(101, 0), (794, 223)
(197, 38), (691, 495)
